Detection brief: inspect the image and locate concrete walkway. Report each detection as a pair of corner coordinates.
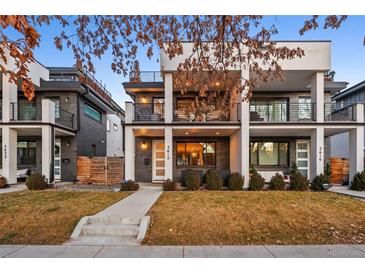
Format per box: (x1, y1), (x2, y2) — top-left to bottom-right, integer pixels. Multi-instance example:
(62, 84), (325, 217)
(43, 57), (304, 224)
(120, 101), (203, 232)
(1, 244), (365, 258)
(65, 185), (163, 246)
(329, 185), (365, 200)
(0, 184), (26, 195)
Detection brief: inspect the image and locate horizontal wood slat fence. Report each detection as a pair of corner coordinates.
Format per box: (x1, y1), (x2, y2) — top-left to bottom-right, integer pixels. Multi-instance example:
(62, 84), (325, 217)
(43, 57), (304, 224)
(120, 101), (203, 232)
(329, 157), (349, 185)
(77, 156), (124, 185)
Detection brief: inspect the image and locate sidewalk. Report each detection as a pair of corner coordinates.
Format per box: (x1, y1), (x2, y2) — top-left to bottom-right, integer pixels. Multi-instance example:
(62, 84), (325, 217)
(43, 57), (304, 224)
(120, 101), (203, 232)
(329, 186), (365, 200)
(1, 244), (365, 258)
(0, 184), (26, 195)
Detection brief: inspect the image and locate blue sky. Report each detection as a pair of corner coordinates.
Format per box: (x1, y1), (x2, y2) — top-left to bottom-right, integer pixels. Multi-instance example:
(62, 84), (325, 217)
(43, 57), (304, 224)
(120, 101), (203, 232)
(27, 15), (365, 109)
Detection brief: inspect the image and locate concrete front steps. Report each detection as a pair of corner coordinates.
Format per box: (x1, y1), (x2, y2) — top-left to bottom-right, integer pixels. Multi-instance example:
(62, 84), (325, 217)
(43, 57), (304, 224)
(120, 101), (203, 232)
(65, 215), (150, 246)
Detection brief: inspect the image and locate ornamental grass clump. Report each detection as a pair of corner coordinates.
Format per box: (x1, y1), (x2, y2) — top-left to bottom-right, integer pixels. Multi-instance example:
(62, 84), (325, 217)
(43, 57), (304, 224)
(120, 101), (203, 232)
(228, 172), (244, 190)
(26, 173), (48, 190)
(249, 173), (265, 191)
(350, 171), (365, 191)
(184, 170), (201, 191)
(205, 169), (223, 190)
(269, 173), (285, 190)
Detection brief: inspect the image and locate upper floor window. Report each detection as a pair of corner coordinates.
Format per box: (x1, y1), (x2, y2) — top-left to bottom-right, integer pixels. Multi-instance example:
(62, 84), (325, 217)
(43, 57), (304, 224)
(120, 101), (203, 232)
(298, 97), (312, 120)
(153, 98), (164, 117)
(84, 104), (101, 122)
(106, 119), (110, 131)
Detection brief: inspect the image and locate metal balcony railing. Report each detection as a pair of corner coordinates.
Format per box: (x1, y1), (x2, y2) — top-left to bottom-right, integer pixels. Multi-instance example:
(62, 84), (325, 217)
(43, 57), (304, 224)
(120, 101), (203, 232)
(10, 102), (42, 121)
(324, 103), (355, 122)
(55, 106), (75, 129)
(249, 103), (316, 122)
(173, 103), (240, 122)
(134, 102), (165, 122)
(129, 71), (163, 82)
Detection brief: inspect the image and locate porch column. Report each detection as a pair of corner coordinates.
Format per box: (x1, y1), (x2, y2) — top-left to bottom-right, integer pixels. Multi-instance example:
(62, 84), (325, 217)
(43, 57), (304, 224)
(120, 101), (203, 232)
(310, 126), (324, 179)
(2, 74), (18, 122)
(124, 126), (135, 181)
(2, 126), (17, 184)
(164, 73), (173, 123)
(240, 68), (250, 188)
(42, 125), (54, 183)
(349, 127), (364, 182)
(311, 72), (324, 122)
(164, 126), (173, 180)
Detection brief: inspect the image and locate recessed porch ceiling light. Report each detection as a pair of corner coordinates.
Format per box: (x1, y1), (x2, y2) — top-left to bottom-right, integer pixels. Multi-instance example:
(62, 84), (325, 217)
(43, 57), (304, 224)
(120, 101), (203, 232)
(216, 131), (220, 135)
(185, 132), (189, 135)
(215, 81), (220, 86)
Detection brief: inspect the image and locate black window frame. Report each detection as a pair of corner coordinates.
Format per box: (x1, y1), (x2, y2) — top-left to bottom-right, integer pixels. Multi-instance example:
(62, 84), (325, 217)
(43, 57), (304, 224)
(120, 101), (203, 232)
(250, 141), (290, 167)
(84, 103), (102, 122)
(176, 141), (217, 167)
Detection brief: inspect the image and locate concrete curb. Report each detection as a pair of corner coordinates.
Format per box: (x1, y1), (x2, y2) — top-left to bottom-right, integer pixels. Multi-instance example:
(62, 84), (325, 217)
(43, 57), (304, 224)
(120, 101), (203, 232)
(70, 216), (90, 239)
(137, 216), (150, 241)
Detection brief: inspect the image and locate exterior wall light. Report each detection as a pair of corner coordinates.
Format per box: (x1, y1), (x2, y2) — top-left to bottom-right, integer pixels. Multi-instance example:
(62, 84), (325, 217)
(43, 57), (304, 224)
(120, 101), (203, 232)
(142, 96), (147, 103)
(141, 141), (147, 150)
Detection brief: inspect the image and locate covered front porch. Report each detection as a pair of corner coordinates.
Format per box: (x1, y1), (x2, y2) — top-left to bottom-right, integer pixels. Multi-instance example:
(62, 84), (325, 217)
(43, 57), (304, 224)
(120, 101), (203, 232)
(0, 125), (76, 184)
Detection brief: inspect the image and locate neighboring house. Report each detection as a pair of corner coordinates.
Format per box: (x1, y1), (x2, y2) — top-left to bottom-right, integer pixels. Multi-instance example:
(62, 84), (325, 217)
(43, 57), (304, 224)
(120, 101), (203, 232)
(0, 53), (124, 184)
(106, 106), (125, 157)
(123, 41), (364, 187)
(331, 80), (365, 158)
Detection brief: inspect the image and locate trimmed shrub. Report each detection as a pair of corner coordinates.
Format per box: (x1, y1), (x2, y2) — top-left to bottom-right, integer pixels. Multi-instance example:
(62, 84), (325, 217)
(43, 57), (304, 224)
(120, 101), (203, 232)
(26, 173), (48, 190)
(249, 173), (265, 191)
(185, 170), (201, 191)
(350, 171), (365, 191)
(163, 179), (177, 191)
(218, 169), (231, 186)
(289, 172), (309, 191)
(310, 174), (330, 191)
(0, 176), (8, 189)
(120, 180), (139, 191)
(269, 173), (285, 190)
(205, 169), (223, 190)
(228, 172), (244, 190)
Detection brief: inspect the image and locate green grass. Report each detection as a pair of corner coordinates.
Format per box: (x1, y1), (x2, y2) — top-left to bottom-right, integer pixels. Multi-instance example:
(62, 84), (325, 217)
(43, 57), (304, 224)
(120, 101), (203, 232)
(0, 189), (130, 244)
(144, 191), (365, 245)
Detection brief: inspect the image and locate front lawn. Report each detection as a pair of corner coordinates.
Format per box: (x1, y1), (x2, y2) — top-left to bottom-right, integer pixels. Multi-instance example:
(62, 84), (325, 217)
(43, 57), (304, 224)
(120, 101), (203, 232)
(144, 191), (365, 245)
(0, 190), (130, 245)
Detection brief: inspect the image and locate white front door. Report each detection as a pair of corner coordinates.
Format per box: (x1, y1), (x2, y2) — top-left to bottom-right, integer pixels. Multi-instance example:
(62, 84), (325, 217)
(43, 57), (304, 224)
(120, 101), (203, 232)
(296, 140), (310, 179)
(54, 139), (61, 181)
(152, 140), (165, 181)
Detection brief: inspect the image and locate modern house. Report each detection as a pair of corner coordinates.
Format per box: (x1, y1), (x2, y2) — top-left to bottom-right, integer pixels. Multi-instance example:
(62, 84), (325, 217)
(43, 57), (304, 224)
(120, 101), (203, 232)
(331, 80), (365, 158)
(123, 41), (364, 188)
(1, 50), (124, 184)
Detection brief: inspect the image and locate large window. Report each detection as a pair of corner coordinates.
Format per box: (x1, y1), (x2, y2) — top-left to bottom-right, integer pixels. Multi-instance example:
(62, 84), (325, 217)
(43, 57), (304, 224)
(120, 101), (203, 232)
(298, 97), (312, 120)
(48, 97), (60, 119)
(153, 98), (164, 117)
(176, 142), (216, 166)
(250, 142), (289, 166)
(84, 104), (102, 122)
(17, 141), (37, 165)
(250, 98), (288, 122)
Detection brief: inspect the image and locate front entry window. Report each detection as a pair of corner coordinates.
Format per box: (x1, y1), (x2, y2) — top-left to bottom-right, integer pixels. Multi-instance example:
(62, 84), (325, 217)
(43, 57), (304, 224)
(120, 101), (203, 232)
(176, 142), (216, 166)
(250, 142), (289, 166)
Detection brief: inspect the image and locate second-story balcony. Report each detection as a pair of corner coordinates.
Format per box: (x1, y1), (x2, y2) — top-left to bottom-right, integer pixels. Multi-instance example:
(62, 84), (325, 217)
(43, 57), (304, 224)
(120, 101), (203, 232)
(9, 101), (75, 129)
(249, 102), (316, 122)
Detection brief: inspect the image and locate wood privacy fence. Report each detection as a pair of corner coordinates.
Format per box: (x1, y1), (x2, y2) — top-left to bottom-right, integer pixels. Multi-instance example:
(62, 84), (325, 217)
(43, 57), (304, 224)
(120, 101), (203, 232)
(329, 157), (349, 185)
(77, 156), (124, 185)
